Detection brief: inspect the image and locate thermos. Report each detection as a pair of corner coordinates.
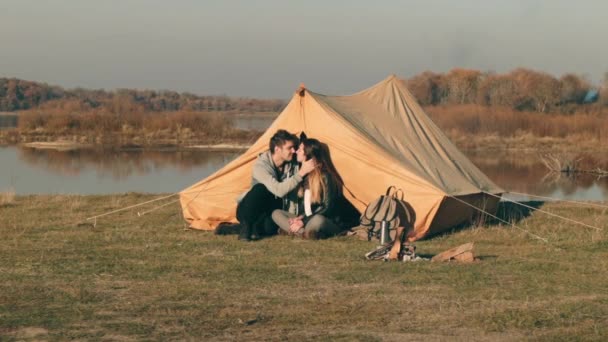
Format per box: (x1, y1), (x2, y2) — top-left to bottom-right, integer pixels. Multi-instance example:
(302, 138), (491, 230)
(379, 220), (390, 245)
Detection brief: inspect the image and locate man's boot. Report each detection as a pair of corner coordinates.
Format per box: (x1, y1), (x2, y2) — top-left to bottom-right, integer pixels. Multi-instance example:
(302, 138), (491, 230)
(262, 216), (279, 237)
(238, 223), (252, 242)
(249, 215), (268, 241)
(214, 222), (241, 235)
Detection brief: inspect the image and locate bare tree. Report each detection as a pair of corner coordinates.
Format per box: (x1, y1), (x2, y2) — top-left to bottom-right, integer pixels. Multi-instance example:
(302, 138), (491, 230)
(445, 68), (482, 104)
(477, 74), (520, 108)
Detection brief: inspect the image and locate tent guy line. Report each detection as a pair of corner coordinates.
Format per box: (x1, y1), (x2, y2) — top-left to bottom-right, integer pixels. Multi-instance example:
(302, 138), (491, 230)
(85, 193), (178, 223)
(446, 194), (550, 244)
(507, 191), (608, 210)
(483, 192), (604, 231)
(137, 198), (181, 217)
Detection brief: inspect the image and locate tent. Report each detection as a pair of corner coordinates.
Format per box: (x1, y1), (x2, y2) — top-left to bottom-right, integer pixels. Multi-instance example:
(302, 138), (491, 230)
(180, 75), (503, 241)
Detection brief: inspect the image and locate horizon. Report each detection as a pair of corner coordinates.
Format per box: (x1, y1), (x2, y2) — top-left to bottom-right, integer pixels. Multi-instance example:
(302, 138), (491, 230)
(1, 0), (607, 98)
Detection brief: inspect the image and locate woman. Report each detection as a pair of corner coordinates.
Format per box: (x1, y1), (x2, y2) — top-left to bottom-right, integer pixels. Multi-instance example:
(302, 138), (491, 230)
(271, 137), (344, 239)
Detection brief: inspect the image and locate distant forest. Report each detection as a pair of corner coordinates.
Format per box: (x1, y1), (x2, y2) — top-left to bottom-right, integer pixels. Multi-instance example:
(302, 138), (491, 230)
(0, 78), (285, 113)
(1, 68), (606, 115)
(406, 68), (606, 113)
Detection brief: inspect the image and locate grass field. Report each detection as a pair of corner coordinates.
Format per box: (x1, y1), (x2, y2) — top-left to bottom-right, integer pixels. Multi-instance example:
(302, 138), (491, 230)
(1, 194), (607, 341)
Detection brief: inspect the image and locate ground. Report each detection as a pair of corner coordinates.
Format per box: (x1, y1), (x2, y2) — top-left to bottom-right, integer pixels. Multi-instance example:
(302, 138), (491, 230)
(0, 194), (607, 341)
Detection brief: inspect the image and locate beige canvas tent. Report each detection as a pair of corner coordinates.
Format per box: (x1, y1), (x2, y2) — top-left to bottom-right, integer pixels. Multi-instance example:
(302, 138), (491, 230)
(180, 75), (503, 241)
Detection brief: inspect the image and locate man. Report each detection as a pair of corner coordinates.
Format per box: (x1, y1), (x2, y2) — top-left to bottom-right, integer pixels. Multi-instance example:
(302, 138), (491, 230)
(234, 129), (316, 241)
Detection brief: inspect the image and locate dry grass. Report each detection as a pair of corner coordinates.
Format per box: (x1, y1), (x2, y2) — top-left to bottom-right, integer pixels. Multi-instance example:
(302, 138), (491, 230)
(0, 194), (607, 340)
(426, 104), (608, 151)
(10, 110), (265, 147)
(0, 188), (15, 207)
(7, 104), (608, 152)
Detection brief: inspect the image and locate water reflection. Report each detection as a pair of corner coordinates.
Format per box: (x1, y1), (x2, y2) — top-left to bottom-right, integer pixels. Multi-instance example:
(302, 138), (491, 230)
(1, 146), (239, 194)
(17, 148), (236, 181)
(1, 146), (607, 201)
(468, 151), (608, 202)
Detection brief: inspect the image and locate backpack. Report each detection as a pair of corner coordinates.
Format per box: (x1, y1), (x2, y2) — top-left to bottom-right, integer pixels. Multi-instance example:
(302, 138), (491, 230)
(360, 186), (413, 242)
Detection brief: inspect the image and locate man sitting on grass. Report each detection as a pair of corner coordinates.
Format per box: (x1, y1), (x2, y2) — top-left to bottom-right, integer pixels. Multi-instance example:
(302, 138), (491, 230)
(215, 129), (316, 241)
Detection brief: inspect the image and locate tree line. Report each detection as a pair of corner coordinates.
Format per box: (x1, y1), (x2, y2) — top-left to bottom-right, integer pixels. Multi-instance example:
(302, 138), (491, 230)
(406, 68), (606, 113)
(0, 78), (285, 113)
(2, 68), (606, 115)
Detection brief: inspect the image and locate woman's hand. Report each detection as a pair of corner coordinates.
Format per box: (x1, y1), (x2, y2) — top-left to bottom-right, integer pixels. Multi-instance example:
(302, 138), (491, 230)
(289, 217), (304, 233)
(288, 216), (303, 225)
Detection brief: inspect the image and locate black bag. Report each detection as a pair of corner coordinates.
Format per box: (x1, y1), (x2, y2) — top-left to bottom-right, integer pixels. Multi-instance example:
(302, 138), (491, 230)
(360, 186), (413, 241)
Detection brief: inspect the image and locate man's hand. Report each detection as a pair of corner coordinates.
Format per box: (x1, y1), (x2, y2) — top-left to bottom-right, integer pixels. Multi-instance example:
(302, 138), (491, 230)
(298, 159), (317, 177)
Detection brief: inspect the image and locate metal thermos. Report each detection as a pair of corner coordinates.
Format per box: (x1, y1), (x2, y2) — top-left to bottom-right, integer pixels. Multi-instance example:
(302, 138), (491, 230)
(379, 221), (390, 245)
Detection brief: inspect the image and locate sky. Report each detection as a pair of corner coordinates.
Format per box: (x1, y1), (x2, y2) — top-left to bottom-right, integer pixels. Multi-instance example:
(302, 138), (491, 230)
(1, 0), (606, 98)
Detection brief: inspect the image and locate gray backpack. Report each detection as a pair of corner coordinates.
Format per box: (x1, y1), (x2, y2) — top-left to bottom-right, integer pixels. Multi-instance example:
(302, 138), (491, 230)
(360, 186), (412, 241)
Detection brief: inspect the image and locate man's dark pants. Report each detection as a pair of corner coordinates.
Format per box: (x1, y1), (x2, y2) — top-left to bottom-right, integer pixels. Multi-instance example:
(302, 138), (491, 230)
(236, 183), (282, 237)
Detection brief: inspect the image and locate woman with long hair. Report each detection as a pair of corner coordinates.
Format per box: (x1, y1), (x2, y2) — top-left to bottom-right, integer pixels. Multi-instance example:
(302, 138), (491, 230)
(271, 137), (345, 239)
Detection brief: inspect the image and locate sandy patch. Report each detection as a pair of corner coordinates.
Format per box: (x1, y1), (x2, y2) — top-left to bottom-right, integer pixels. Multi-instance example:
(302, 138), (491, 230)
(23, 142), (92, 151)
(186, 143), (250, 151)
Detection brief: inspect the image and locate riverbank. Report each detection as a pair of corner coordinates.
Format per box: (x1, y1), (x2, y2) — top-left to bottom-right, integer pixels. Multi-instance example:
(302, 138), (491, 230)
(0, 129), (259, 151)
(3, 103), (607, 153)
(449, 133), (608, 153)
(1, 194), (606, 340)
(20, 141), (251, 152)
(5, 130), (608, 155)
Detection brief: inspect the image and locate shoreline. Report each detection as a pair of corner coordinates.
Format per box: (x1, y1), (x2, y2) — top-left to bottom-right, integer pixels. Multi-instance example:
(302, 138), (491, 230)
(23, 141), (95, 151)
(7, 136), (607, 154)
(17, 141), (251, 152)
(19, 141), (251, 152)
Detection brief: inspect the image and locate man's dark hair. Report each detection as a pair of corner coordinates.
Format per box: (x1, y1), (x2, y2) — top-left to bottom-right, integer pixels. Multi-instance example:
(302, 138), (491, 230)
(269, 129), (298, 154)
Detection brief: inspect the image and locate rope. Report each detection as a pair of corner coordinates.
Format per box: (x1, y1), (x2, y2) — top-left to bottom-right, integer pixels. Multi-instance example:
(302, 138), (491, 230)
(343, 183), (367, 207)
(137, 198), (180, 217)
(447, 195), (549, 243)
(484, 192), (603, 231)
(85, 193), (178, 222)
(507, 191), (608, 210)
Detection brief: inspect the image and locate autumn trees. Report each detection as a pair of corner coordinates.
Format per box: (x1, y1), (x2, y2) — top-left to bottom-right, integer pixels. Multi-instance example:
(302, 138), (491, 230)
(0, 78), (285, 113)
(1, 68), (602, 115)
(406, 68), (597, 113)
(0, 78), (64, 111)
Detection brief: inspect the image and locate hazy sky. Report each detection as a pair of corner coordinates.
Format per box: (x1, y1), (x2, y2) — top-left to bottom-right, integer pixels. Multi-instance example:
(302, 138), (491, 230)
(1, 0), (606, 98)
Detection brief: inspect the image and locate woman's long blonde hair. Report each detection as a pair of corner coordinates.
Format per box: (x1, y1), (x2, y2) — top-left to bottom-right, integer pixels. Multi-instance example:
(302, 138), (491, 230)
(298, 138), (342, 204)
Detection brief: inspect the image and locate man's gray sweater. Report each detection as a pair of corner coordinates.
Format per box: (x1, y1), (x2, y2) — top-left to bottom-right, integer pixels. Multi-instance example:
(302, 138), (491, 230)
(238, 151), (302, 213)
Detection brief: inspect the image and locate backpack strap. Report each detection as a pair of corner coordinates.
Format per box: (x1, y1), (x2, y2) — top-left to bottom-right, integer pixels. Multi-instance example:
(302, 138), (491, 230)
(385, 186), (397, 197)
(380, 199), (396, 222)
(394, 188), (405, 200)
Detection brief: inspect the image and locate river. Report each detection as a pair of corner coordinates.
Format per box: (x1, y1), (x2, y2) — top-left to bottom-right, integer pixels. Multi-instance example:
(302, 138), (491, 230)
(1, 145), (606, 202)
